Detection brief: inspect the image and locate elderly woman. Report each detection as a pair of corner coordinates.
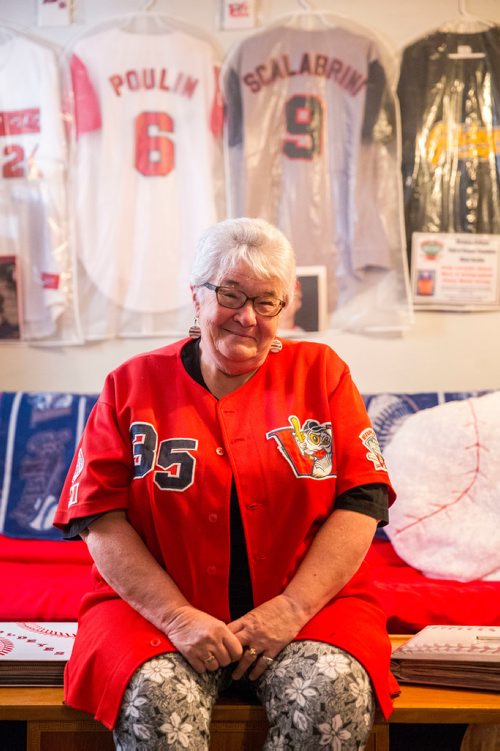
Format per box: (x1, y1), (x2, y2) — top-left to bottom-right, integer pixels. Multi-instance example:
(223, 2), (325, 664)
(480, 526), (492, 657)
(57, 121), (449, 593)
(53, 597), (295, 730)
(54, 217), (398, 750)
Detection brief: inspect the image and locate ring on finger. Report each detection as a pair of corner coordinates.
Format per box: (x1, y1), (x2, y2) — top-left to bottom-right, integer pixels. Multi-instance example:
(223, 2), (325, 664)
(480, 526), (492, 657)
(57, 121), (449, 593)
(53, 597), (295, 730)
(204, 654), (216, 664)
(247, 647), (257, 657)
(262, 655), (274, 665)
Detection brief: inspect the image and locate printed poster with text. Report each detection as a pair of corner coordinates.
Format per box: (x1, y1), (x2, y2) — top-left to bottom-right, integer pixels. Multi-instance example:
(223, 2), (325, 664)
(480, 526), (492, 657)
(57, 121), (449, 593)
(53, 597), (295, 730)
(411, 232), (500, 310)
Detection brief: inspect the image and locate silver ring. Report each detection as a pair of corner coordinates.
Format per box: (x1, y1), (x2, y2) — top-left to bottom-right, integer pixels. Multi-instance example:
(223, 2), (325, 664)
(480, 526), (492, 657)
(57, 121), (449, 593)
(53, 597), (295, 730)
(262, 656), (274, 665)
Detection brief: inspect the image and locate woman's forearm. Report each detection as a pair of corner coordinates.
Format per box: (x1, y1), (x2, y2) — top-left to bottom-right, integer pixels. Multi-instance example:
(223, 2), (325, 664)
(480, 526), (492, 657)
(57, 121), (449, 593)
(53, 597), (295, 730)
(84, 510), (189, 632)
(84, 508), (375, 649)
(282, 509), (377, 625)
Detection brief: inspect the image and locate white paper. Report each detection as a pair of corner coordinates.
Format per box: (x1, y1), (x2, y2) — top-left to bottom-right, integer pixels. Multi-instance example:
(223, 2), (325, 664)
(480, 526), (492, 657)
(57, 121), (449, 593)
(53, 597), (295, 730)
(0, 622), (76, 661)
(412, 232), (500, 310)
(37, 0), (73, 27)
(219, 0), (258, 30)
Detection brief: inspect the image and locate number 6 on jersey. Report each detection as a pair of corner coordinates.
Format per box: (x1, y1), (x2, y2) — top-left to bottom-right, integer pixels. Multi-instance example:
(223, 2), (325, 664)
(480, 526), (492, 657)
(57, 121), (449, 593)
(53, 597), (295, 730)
(134, 111), (174, 177)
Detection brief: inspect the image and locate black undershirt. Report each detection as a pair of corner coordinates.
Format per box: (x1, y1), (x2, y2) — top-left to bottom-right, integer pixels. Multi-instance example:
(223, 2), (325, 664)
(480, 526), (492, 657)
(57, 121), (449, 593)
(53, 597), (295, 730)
(63, 339), (389, 621)
(181, 339), (254, 619)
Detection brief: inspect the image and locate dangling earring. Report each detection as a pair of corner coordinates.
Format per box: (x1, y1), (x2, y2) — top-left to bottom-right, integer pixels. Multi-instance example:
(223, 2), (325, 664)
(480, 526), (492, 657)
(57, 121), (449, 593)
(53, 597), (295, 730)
(270, 338), (282, 353)
(189, 318), (201, 339)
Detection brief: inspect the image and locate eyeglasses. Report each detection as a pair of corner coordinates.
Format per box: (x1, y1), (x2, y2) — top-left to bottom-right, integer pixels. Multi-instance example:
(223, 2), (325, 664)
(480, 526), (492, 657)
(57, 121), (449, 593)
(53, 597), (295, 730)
(202, 282), (285, 317)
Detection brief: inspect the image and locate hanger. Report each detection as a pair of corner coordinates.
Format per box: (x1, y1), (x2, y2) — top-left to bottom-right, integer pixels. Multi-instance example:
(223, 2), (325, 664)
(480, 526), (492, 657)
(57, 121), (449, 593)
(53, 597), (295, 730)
(119, 0), (178, 35)
(259, 0), (398, 84)
(296, 0), (317, 9)
(267, 0), (394, 50)
(116, 0), (206, 37)
(267, 0), (334, 30)
(439, 0), (494, 33)
(458, 0), (488, 23)
(0, 21), (64, 56)
(64, 4), (221, 59)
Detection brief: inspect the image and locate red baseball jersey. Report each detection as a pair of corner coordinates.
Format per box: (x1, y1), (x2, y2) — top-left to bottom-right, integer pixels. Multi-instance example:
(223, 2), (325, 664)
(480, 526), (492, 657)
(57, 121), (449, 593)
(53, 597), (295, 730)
(54, 338), (397, 727)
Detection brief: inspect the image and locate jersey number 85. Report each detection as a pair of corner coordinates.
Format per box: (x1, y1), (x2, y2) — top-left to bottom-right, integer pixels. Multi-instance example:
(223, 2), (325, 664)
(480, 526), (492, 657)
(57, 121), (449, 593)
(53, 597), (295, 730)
(130, 422), (197, 491)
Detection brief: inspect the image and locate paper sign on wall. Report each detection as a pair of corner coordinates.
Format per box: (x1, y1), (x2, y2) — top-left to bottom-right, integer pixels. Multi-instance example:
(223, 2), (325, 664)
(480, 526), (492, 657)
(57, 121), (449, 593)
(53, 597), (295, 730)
(411, 232), (500, 310)
(218, 0), (259, 30)
(37, 0), (74, 27)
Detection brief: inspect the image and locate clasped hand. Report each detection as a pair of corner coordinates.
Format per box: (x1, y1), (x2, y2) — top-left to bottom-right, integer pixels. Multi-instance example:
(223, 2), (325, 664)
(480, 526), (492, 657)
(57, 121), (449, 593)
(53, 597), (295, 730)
(164, 595), (305, 680)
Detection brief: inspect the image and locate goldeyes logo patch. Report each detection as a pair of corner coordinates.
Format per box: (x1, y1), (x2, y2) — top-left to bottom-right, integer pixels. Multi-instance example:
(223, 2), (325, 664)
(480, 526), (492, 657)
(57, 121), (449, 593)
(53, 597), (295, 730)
(266, 416), (335, 479)
(359, 428), (387, 471)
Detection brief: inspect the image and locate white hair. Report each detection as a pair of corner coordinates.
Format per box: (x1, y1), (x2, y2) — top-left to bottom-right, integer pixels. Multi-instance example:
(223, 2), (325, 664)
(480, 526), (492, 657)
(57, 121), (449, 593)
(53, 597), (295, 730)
(190, 217), (296, 302)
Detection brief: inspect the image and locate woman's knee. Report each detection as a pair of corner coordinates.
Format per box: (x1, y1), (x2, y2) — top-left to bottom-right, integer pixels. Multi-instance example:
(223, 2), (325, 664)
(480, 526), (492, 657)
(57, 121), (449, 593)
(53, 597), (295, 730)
(257, 641), (375, 750)
(113, 653), (218, 750)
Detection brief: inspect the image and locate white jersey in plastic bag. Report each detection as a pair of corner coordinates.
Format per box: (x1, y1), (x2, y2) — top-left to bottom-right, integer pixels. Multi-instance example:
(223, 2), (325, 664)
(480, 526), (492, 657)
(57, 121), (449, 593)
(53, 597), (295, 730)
(69, 22), (224, 338)
(222, 14), (412, 333)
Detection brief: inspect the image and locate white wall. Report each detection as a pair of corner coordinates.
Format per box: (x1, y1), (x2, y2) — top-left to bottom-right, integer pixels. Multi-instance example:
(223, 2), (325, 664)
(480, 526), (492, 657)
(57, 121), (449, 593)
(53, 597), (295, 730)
(1, 0), (499, 394)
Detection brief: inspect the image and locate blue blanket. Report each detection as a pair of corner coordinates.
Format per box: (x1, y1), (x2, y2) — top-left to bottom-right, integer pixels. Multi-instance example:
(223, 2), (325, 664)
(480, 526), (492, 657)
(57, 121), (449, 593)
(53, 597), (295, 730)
(362, 391), (488, 452)
(0, 389), (487, 541)
(0, 392), (97, 540)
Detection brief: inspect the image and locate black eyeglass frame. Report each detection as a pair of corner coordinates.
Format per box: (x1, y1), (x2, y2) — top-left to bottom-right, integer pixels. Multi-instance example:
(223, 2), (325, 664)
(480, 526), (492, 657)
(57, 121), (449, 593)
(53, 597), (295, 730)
(202, 282), (286, 317)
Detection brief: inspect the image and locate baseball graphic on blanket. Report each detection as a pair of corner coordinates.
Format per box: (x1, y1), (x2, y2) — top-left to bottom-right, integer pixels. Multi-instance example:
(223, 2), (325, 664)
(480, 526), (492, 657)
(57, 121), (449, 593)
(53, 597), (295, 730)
(384, 392), (500, 582)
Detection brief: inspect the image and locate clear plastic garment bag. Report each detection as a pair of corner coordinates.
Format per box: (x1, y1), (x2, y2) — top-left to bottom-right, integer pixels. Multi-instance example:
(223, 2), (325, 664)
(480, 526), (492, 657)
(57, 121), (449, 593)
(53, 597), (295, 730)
(222, 10), (413, 334)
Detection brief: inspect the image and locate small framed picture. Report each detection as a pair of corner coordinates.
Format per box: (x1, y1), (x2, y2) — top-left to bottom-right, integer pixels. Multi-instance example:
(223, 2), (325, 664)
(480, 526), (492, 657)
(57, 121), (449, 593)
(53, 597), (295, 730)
(280, 265), (328, 333)
(0, 255), (21, 340)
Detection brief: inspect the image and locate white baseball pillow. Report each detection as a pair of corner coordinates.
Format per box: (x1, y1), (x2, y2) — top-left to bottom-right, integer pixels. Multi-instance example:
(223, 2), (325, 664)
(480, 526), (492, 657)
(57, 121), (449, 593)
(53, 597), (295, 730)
(384, 391), (500, 582)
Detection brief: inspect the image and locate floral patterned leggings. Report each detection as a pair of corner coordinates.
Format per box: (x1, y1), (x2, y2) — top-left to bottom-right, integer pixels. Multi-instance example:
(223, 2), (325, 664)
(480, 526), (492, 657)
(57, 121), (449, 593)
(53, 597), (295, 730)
(113, 640), (375, 750)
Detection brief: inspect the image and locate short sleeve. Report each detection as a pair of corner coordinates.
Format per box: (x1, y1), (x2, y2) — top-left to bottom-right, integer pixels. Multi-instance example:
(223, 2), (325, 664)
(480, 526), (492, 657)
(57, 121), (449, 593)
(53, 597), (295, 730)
(70, 53), (102, 137)
(327, 354), (395, 505)
(53, 376), (133, 528)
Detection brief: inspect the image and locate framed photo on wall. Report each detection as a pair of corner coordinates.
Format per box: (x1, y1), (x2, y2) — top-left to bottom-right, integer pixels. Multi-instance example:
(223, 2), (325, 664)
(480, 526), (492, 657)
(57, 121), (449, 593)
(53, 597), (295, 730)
(0, 255), (21, 340)
(279, 265), (328, 333)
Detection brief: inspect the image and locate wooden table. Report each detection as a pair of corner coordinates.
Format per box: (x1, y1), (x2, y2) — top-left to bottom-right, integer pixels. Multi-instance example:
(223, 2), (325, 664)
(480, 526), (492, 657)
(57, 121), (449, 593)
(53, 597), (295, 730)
(1, 637), (499, 750)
